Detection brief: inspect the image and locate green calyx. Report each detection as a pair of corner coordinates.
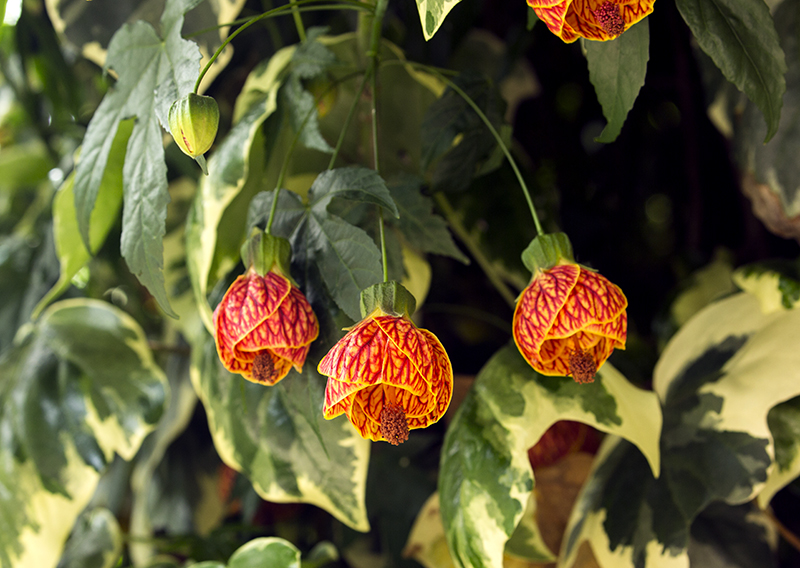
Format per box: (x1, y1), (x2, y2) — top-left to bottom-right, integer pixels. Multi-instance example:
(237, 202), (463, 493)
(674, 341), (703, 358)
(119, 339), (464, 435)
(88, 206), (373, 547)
(360, 281), (417, 319)
(241, 230), (292, 279)
(521, 232), (575, 274)
(168, 93), (220, 174)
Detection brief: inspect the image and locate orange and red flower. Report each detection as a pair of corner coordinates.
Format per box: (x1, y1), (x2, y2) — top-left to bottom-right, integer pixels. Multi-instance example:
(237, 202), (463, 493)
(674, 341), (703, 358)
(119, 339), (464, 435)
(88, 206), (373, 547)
(527, 0), (655, 43)
(319, 311), (453, 445)
(214, 269), (319, 385)
(513, 263), (627, 383)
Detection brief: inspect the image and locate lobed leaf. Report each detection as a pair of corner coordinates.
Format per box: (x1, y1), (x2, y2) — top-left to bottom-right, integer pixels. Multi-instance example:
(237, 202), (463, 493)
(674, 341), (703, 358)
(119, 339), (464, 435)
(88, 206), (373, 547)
(72, 0), (203, 318)
(57, 508), (122, 568)
(585, 19), (649, 143)
(388, 176), (468, 263)
(676, 0), (786, 141)
(439, 343), (661, 568)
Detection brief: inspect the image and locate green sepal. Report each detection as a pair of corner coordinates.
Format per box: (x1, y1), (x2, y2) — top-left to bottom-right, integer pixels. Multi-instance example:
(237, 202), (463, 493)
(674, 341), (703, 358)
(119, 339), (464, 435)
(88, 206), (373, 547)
(520, 233), (575, 275)
(360, 281), (417, 318)
(241, 230), (292, 278)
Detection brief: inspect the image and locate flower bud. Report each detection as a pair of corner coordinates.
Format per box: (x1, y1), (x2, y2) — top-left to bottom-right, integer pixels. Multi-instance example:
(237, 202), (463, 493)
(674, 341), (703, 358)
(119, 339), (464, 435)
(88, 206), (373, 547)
(168, 93), (219, 159)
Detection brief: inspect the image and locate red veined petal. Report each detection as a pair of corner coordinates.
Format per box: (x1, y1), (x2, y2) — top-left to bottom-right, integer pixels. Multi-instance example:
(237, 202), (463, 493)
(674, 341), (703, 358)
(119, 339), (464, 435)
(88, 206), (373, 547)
(548, 268), (627, 339)
(513, 264), (580, 366)
(318, 317), (386, 386)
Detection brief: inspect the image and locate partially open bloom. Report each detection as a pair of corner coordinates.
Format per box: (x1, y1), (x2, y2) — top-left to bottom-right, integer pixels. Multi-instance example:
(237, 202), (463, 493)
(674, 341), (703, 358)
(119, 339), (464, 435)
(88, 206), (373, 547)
(214, 269), (319, 386)
(319, 284), (453, 445)
(527, 0), (655, 43)
(513, 234), (627, 383)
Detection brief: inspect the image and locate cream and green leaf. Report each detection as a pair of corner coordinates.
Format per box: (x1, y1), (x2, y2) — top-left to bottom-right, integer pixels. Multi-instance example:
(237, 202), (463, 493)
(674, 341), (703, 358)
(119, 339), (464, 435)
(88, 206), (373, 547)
(190, 329), (370, 532)
(561, 279), (800, 568)
(439, 343), (661, 568)
(0, 300), (167, 568)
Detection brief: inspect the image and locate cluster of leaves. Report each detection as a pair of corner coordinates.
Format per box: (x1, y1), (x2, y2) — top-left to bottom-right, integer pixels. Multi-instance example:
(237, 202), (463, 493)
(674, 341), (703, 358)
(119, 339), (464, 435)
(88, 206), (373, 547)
(2, 0), (800, 568)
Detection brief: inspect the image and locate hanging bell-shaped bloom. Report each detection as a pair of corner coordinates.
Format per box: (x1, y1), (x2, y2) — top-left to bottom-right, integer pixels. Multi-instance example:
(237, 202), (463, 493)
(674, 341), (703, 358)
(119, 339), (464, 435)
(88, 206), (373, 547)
(319, 282), (453, 445)
(527, 0), (655, 43)
(168, 93), (219, 161)
(213, 233), (319, 385)
(512, 233), (627, 384)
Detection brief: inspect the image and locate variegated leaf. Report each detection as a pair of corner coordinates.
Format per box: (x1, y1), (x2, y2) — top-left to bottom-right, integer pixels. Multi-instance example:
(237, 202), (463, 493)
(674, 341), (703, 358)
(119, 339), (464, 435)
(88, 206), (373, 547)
(415, 0), (466, 41)
(190, 327), (370, 531)
(439, 343), (661, 568)
(0, 299), (167, 568)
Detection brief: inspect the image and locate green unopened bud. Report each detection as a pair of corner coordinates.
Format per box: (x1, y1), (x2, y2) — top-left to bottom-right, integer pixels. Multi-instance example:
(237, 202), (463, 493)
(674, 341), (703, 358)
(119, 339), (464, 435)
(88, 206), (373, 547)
(168, 93), (219, 160)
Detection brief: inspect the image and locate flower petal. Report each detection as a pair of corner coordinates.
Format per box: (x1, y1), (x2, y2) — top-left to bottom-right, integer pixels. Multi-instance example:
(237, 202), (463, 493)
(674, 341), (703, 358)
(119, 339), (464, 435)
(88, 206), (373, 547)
(318, 317), (387, 386)
(547, 268), (627, 339)
(216, 272), (291, 345)
(347, 395), (382, 441)
(235, 284), (319, 352)
(418, 329), (454, 422)
(513, 264), (580, 367)
(324, 378), (365, 416)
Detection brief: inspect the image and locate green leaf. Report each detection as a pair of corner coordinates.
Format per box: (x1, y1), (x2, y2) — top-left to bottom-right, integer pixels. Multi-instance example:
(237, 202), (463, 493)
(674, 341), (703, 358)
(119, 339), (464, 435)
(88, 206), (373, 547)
(415, 0), (465, 41)
(735, 0), (800, 218)
(0, 299), (167, 568)
(310, 167), (399, 218)
(527, 6), (539, 30)
(0, 140), (54, 191)
(388, 177), (468, 263)
(57, 508), (122, 568)
(421, 73), (505, 193)
(675, 0), (786, 141)
(248, 169), (394, 321)
(73, 0), (203, 318)
(761, 397), (800, 507)
(228, 538), (300, 568)
(0, 0), (6, 25)
(190, 328), (370, 532)
(33, 119), (132, 319)
(439, 343), (661, 568)
(281, 29), (336, 154)
(688, 503), (776, 568)
(585, 19), (649, 143)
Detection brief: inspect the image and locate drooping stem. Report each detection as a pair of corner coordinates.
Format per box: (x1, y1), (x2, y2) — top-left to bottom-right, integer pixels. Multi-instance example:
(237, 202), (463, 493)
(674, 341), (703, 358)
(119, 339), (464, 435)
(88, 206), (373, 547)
(193, 0), (374, 94)
(379, 209), (388, 282)
(383, 59), (545, 237)
(434, 193), (518, 308)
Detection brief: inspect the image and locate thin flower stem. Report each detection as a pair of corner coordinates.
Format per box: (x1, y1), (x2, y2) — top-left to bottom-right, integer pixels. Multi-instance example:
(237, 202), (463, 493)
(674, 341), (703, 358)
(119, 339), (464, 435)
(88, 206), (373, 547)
(367, 0), (389, 281)
(384, 59), (544, 237)
(434, 193), (518, 308)
(289, 0), (307, 41)
(766, 507), (800, 555)
(327, 71), (370, 170)
(192, 0), (374, 93)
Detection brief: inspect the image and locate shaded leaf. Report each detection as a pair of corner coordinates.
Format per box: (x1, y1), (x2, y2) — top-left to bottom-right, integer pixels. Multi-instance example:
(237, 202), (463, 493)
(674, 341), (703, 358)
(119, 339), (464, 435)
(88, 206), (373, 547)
(585, 19), (649, 143)
(0, 299), (167, 568)
(34, 119), (132, 318)
(688, 503), (776, 568)
(676, 0), (786, 141)
(421, 73), (505, 194)
(73, 0), (202, 318)
(388, 177), (468, 263)
(57, 508), (123, 568)
(439, 343), (661, 568)
(761, 396), (800, 507)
